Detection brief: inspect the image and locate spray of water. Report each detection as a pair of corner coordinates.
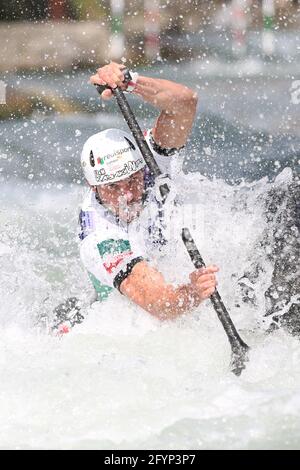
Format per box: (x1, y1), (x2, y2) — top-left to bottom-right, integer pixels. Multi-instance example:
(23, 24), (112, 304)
(0, 164), (299, 449)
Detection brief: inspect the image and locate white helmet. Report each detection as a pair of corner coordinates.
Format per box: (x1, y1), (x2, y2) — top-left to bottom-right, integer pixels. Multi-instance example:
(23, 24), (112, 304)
(81, 128), (146, 186)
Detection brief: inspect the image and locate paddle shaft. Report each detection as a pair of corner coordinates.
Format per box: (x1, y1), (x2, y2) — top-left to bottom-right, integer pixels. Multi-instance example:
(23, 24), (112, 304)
(110, 87), (249, 358)
(93, 83), (249, 372)
(181, 228), (249, 355)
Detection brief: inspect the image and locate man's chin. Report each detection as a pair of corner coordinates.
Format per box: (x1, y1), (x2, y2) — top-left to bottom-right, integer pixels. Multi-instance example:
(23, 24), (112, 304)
(119, 210), (140, 223)
(118, 203), (143, 223)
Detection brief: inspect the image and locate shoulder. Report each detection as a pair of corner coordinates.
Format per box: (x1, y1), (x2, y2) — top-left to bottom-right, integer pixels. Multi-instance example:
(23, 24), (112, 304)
(80, 228), (145, 291)
(81, 188), (97, 211)
(144, 129), (184, 157)
(79, 190), (96, 241)
(144, 128), (185, 179)
(78, 190), (108, 241)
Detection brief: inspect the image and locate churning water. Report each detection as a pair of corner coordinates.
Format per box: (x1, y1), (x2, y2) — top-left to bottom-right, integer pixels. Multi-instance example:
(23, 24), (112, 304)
(0, 58), (299, 449)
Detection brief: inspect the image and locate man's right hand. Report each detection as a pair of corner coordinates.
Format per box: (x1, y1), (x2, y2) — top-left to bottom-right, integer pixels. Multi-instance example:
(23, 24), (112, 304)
(189, 265), (219, 301)
(90, 62), (127, 100)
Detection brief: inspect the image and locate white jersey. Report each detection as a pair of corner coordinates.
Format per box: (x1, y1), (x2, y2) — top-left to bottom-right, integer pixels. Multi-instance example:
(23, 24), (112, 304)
(78, 130), (184, 300)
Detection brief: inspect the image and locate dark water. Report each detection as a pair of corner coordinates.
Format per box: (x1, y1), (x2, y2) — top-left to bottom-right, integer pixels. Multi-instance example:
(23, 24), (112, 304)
(1, 56), (299, 186)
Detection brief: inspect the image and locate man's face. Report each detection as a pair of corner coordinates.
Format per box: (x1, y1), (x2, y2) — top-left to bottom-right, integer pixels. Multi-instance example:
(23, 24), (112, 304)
(96, 169), (145, 222)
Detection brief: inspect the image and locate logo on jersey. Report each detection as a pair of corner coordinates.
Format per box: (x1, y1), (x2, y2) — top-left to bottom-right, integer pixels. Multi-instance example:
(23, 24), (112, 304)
(78, 210), (95, 240)
(97, 239), (133, 274)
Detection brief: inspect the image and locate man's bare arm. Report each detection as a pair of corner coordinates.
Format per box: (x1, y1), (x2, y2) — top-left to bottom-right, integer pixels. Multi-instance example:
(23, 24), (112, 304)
(119, 260), (218, 320)
(134, 76), (198, 149)
(90, 62), (198, 149)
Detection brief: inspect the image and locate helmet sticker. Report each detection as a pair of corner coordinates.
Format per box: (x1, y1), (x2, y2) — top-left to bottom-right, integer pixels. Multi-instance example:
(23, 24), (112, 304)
(94, 158), (144, 183)
(90, 150), (95, 167)
(96, 145), (132, 166)
(124, 136), (136, 151)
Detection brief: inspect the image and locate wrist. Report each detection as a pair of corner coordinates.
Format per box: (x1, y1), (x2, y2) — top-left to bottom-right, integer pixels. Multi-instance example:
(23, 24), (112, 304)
(175, 283), (202, 311)
(123, 68), (139, 93)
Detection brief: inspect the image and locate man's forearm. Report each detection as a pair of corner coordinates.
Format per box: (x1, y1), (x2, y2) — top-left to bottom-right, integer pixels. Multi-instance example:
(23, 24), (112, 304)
(146, 282), (202, 320)
(90, 63), (198, 149)
(133, 75), (197, 148)
(120, 261), (216, 320)
(133, 76), (197, 113)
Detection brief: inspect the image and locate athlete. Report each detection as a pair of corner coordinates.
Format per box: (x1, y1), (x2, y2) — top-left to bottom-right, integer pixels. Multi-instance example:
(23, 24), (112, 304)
(54, 63), (219, 332)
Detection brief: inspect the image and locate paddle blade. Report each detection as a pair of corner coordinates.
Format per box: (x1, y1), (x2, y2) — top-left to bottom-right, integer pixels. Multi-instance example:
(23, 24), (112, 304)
(230, 344), (250, 376)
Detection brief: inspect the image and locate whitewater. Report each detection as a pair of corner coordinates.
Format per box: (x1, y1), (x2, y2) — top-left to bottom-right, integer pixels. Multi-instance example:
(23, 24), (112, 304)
(0, 60), (299, 449)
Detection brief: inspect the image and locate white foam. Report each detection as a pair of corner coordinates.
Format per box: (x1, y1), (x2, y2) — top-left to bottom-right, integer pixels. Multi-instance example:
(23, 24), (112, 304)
(0, 242), (11, 256)
(0, 168), (299, 449)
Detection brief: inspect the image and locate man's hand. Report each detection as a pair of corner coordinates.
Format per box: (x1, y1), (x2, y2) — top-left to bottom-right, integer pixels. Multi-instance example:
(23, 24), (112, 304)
(189, 265), (219, 301)
(90, 62), (127, 100)
(90, 60), (197, 150)
(89, 62), (197, 110)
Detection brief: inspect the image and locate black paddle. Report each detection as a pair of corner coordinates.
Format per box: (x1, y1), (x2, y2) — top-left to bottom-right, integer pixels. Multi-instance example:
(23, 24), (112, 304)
(95, 80), (250, 376)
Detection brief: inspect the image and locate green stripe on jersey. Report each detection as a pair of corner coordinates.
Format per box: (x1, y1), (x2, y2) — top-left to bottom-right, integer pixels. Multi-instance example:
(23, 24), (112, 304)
(88, 272), (113, 301)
